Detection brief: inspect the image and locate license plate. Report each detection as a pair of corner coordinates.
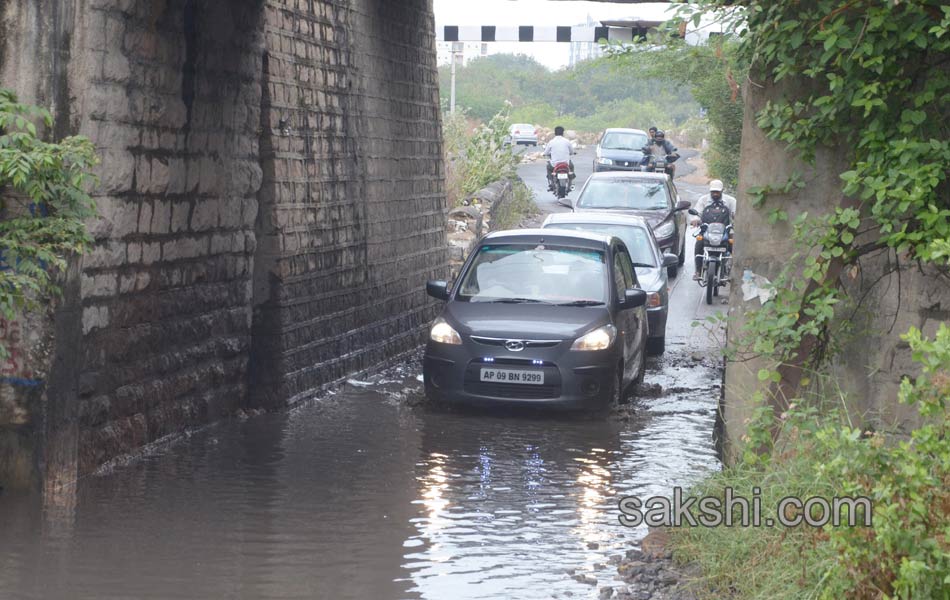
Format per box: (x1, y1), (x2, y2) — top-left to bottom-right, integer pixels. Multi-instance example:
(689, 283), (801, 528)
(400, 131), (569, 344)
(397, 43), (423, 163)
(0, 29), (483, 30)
(557, 173), (569, 179)
(479, 368), (544, 385)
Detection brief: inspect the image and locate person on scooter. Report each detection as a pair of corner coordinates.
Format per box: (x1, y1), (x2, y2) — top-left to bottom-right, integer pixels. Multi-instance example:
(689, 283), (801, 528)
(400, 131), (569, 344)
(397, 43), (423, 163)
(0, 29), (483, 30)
(691, 179), (737, 280)
(544, 126), (575, 191)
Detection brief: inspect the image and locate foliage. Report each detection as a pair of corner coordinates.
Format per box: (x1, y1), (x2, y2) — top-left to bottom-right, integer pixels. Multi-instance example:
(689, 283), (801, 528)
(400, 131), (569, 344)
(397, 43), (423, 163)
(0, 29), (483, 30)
(491, 180), (538, 230)
(605, 33), (748, 187)
(674, 326), (950, 599)
(459, 105), (519, 197)
(442, 105), (519, 207)
(0, 89), (98, 356)
(438, 53), (699, 131)
(660, 3), (950, 598)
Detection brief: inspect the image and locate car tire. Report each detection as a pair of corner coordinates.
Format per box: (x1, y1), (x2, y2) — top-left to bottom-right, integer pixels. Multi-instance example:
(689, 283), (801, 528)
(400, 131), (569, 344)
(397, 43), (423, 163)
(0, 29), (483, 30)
(667, 264), (679, 278)
(646, 336), (666, 356)
(634, 348), (646, 385)
(678, 235), (686, 266)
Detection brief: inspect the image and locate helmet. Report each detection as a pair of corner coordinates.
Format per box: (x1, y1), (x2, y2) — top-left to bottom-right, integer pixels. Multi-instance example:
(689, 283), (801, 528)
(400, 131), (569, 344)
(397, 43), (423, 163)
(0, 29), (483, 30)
(654, 129), (665, 139)
(709, 179), (724, 192)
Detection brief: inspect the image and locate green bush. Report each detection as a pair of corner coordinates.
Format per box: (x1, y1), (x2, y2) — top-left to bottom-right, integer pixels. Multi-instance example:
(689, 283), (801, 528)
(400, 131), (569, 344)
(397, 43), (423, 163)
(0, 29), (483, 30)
(674, 325), (950, 599)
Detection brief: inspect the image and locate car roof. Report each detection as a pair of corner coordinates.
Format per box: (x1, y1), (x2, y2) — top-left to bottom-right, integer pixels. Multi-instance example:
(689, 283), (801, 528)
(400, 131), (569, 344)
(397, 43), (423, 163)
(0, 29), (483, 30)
(603, 128), (647, 136)
(542, 212), (651, 229)
(585, 170), (669, 182)
(482, 227), (616, 249)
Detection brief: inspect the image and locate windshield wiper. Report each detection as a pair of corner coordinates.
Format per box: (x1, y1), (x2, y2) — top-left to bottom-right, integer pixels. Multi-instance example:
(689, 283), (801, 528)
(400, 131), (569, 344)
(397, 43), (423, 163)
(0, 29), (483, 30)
(490, 297), (554, 304)
(556, 300), (606, 307)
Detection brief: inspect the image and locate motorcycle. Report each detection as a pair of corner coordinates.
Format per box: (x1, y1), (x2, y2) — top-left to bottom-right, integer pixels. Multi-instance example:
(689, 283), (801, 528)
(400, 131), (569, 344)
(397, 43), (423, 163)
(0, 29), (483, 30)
(689, 208), (733, 305)
(638, 146), (676, 178)
(548, 161), (575, 201)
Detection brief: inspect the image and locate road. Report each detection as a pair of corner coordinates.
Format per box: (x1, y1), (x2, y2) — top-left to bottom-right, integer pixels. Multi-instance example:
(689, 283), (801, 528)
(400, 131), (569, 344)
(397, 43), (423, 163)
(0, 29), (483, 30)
(0, 146), (727, 600)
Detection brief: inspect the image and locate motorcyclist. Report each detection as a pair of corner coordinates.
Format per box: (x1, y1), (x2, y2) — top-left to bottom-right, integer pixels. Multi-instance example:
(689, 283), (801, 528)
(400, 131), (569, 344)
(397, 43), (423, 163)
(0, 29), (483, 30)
(691, 179), (737, 280)
(640, 129), (679, 173)
(544, 126), (575, 191)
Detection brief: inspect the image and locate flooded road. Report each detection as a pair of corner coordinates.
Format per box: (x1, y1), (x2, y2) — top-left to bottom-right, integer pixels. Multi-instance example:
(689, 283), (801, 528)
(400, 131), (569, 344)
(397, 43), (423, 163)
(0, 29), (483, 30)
(0, 146), (724, 600)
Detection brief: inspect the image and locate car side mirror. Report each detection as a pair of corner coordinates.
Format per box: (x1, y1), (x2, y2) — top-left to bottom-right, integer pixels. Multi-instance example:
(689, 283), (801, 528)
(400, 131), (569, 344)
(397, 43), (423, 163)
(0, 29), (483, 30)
(674, 200), (691, 212)
(687, 208), (700, 216)
(426, 280), (449, 301)
(621, 288), (647, 309)
(662, 253), (678, 267)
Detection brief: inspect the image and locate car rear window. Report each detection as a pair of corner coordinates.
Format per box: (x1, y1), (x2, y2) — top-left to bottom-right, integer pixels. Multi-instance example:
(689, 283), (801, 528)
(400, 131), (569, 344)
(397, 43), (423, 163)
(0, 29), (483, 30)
(576, 179), (669, 211)
(457, 244), (607, 304)
(543, 223), (657, 267)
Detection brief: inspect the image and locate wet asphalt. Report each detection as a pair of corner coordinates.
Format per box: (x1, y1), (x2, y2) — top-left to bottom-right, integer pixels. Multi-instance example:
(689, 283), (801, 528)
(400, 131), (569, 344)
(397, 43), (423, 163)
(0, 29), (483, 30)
(0, 145), (726, 600)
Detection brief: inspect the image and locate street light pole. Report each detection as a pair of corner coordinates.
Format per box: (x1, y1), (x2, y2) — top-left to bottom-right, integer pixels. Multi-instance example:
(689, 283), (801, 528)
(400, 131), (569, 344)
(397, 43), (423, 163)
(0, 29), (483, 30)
(450, 42), (463, 114)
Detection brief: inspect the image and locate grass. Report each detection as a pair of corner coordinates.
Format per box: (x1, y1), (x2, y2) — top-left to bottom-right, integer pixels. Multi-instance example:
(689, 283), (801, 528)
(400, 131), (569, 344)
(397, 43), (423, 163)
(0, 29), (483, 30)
(491, 180), (538, 230)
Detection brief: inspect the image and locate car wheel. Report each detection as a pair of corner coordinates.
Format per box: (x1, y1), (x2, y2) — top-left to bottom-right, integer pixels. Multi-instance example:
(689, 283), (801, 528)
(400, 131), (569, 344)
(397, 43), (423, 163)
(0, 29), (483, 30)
(678, 235), (686, 266)
(633, 348), (646, 386)
(614, 367), (630, 406)
(646, 336), (666, 356)
(667, 264), (679, 278)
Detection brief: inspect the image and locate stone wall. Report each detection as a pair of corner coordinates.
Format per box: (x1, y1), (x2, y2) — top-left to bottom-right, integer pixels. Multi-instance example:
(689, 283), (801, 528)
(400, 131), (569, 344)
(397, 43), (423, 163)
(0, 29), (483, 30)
(0, 0), (446, 488)
(250, 0), (447, 407)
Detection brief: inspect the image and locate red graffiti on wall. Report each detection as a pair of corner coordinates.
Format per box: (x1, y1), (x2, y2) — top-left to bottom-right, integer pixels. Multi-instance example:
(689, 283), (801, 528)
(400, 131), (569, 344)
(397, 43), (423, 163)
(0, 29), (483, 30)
(0, 317), (37, 384)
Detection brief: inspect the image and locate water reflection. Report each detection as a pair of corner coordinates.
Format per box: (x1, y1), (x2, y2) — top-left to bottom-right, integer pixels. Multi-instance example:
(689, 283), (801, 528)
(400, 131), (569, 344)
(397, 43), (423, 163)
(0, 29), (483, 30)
(0, 369), (719, 600)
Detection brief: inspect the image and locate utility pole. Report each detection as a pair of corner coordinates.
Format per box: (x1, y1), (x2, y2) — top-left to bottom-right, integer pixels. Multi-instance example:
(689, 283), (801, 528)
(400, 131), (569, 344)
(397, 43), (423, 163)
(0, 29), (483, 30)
(450, 42), (463, 114)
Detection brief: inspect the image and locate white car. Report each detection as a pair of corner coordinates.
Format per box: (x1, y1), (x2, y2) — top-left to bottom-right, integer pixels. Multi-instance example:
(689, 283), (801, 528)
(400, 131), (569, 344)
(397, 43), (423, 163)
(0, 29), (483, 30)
(506, 124), (538, 146)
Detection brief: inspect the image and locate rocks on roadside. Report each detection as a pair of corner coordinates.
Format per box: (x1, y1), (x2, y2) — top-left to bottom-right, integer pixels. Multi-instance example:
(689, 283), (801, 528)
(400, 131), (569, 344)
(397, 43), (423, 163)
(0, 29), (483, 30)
(599, 528), (703, 600)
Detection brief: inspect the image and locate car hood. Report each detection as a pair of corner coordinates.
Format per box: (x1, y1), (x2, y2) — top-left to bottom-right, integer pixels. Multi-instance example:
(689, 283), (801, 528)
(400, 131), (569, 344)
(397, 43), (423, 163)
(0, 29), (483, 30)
(634, 267), (665, 294)
(599, 148), (644, 162)
(573, 207), (671, 228)
(443, 302), (609, 340)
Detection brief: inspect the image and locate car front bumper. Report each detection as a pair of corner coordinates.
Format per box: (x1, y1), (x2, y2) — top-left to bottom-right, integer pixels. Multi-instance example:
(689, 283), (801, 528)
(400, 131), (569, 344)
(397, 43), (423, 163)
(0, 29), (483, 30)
(593, 162), (643, 172)
(423, 340), (620, 410)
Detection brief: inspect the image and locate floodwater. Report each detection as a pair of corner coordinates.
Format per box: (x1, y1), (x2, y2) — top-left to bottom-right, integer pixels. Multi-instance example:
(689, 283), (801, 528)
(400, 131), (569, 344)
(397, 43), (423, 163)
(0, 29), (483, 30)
(0, 351), (722, 600)
(0, 147), (724, 600)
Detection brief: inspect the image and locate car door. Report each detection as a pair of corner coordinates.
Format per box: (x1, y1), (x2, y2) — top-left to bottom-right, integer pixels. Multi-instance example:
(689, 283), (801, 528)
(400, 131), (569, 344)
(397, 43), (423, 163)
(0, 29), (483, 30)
(612, 244), (641, 380)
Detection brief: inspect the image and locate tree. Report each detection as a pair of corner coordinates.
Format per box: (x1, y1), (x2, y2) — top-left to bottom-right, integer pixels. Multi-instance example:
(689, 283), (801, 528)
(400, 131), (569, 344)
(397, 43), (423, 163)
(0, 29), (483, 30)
(0, 89), (98, 356)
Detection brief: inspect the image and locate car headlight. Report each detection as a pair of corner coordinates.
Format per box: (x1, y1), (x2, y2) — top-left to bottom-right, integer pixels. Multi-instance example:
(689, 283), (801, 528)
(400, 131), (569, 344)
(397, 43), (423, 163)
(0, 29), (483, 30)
(596, 157), (613, 165)
(571, 325), (617, 351)
(653, 220), (675, 239)
(429, 317), (462, 345)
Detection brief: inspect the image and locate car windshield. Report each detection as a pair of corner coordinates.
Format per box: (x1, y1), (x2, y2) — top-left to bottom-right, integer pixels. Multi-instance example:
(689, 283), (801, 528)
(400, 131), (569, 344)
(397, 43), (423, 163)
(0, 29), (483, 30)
(511, 124), (534, 132)
(576, 179), (669, 211)
(600, 132), (648, 151)
(457, 244), (607, 304)
(543, 223), (656, 267)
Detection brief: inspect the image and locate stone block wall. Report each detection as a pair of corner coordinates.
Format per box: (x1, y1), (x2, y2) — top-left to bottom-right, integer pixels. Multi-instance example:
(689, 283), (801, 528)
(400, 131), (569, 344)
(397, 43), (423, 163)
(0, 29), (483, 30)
(251, 0), (447, 406)
(69, 0), (265, 473)
(0, 0), (447, 487)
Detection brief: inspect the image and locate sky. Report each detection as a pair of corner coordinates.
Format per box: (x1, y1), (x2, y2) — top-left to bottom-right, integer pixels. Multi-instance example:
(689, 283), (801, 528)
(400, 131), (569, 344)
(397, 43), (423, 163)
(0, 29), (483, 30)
(432, 1), (679, 69)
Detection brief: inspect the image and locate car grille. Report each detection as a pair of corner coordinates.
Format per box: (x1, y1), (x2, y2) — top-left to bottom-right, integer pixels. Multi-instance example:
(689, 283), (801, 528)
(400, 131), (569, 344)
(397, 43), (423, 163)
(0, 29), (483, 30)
(464, 381), (561, 399)
(470, 336), (562, 348)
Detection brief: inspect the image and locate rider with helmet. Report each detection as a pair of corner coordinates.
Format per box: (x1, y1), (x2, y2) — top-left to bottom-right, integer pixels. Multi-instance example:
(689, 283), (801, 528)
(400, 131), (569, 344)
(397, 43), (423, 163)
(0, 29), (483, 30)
(691, 179), (737, 280)
(640, 129), (680, 174)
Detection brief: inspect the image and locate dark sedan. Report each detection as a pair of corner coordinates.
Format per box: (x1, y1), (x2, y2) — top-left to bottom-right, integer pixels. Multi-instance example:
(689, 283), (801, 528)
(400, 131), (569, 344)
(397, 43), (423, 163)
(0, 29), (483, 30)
(572, 171), (691, 278)
(593, 128), (649, 172)
(541, 212), (676, 355)
(423, 229), (649, 410)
